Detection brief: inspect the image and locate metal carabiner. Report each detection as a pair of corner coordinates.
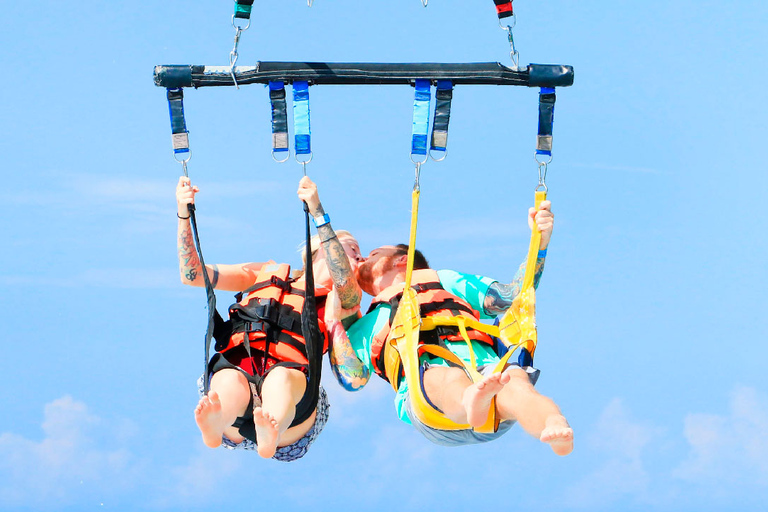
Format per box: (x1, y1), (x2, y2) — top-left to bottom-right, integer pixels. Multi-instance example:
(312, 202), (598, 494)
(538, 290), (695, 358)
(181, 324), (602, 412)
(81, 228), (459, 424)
(308, 0), (314, 6)
(414, 161), (422, 192)
(421, 0), (428, 7)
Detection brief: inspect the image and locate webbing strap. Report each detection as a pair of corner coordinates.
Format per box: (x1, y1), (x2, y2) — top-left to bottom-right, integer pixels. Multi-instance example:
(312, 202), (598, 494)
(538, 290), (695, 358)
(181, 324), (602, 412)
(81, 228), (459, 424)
(537, 87), (556, 157)
(494, 0), (514, 19)
(269, 81), (289, 155)
(294, 201), (323, 417)
(430, 80), (453, 154)
(498, 190), (547, 360)
(166, 88), (189, 154)
(234, 0), (254, 19)
(411, 79), (431, 159)
(189, 204), (217, 394)
(292, 81), (311, 157)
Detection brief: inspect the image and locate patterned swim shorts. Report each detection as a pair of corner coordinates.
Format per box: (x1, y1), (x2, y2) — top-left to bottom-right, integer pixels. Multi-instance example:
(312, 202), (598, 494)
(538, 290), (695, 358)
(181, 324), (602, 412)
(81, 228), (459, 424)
(196, 375), (330, 462)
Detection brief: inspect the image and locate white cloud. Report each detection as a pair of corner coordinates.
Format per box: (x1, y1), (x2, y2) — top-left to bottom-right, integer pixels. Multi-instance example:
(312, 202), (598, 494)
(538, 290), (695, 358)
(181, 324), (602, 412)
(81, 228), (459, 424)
(674, 386), (768, 487)
(563, 398), (660, 508)
(0, 396), (140, 509)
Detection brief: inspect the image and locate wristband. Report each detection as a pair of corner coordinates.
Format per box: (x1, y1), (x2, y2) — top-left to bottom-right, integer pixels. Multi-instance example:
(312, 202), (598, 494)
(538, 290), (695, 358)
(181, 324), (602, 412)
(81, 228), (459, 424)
(313, 213), (331, 228)
(177, 213), (190, 219)
(537, 248), (548, 258)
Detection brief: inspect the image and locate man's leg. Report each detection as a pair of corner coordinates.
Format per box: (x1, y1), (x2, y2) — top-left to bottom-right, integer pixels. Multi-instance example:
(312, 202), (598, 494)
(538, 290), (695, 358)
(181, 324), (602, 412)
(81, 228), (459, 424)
(422, 366), (508, 425)
(195, 368), (251, 448)
(254, 366), (307, 459)
(495, 367), (573, 455)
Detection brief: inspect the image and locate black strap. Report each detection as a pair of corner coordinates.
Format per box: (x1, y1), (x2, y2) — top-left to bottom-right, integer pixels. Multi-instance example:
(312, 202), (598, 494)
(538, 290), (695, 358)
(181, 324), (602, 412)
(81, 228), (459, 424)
(189, 204), (217, 395)
(294, 202), (323, 417)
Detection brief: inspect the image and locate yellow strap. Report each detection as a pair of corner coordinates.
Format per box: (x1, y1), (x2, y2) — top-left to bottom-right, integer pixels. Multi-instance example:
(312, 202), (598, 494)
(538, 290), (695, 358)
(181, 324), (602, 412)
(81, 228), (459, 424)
(522, 190), (547, 291)
(403, 188), (420, 291)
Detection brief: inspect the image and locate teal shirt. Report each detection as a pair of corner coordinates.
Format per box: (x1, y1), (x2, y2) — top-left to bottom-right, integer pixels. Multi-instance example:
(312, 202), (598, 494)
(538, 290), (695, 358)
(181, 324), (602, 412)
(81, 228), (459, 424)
(346, 270), (500, 424)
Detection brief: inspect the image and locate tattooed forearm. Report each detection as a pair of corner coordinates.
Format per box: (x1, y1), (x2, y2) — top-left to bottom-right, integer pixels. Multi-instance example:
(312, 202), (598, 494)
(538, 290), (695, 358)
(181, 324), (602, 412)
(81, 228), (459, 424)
(177, 222), (202, 284)
(327, 322), (369, 391)
(317, 223), (361, 310)
(483, 257), (547, 315)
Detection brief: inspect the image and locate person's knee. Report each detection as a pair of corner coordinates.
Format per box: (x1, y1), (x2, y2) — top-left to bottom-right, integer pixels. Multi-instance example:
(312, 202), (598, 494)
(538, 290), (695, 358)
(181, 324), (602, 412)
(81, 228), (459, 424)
(501, 368), (535, 394)
(210, 369), (251, 403)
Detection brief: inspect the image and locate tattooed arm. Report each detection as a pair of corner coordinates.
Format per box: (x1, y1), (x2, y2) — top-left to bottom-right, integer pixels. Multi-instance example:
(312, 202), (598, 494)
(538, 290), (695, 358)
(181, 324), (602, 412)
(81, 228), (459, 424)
(297, 176), (362, 310)
(326, 291), (370, 391)
(483, 200), (554, 316)
(175, 176), (265, 292)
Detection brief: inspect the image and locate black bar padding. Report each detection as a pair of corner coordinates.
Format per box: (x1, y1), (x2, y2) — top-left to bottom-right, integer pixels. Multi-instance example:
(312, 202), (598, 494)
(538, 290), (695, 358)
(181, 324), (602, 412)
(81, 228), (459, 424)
(527, 64), (574, 88)
(154, 62), (575, 88)
(154, 65), (201, 89)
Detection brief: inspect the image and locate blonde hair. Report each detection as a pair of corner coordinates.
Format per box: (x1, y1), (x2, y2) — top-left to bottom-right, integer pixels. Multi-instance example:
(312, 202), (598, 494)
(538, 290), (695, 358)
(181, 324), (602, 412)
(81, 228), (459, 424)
(294, 230), (355, 277)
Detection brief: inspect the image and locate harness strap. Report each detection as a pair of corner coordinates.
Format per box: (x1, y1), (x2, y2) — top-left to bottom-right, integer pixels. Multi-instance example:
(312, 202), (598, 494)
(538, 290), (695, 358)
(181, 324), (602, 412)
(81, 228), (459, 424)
(537, 88), (556, 157)
(269, 81), (289, 156)
(493, 0), (514, 20)
(292, 81), (311, 158)
(166, 88), (189, 155)
(234, 0), (254, 20)
(410, 79), (431, 160)
(430, 80), (453, 156)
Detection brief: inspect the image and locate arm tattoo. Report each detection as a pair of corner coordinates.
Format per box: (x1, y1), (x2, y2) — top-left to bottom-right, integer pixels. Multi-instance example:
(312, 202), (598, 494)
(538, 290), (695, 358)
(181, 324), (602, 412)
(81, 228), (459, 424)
(178, 225), (202, 283)
(327, 322), (369, 391)
(483, 256), (547, 315)
(317, 221), (361, 310)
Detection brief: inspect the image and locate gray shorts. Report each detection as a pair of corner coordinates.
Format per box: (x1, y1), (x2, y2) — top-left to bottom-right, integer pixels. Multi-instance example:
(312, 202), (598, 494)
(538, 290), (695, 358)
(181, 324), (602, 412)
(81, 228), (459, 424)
(196, 375), (330, 462)
(403, 363), (540, 447)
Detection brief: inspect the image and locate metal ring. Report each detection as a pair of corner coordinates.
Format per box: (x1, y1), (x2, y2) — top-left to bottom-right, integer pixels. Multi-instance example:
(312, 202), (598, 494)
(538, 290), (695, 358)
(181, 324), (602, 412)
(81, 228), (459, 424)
(410, 152), (429, 165)
(295, 152), (313, 165)
(173, 152), (192, 165)
(535, 182), (548, 192)
(499, 15), (516, 31)
(272, 150), (290, 163)
(534, 152), (553, 165)
(231, 14), (251, 31)
(421, 0), (428, 6)
(429, 149), (447, 162)
(308, 0), (314, 6)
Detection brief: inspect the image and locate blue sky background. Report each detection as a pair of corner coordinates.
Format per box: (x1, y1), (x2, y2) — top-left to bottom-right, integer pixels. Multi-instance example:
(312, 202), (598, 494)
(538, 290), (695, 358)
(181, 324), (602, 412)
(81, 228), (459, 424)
(1, 1), (767, 511)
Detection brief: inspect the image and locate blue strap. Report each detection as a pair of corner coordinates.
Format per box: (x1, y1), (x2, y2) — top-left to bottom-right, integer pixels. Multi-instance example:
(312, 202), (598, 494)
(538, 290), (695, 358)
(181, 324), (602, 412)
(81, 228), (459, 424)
(166, 88), (189, 154)
(234, 0), (254, 20)
(430, 80), (453, 153)
(536, 87), (556, 156)
(411, 79), (431, 158)
(269, 81), (289, 153)
(292, 81), (311, 156)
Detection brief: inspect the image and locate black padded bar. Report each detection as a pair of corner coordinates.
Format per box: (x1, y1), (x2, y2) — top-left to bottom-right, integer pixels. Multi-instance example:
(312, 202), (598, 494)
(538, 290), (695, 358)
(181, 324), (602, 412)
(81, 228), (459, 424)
(154, 62), (574, 88)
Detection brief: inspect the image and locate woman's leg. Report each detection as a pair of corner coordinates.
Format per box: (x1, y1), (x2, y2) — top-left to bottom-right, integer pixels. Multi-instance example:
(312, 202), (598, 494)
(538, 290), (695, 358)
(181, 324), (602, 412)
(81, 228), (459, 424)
(253, 366), (308, 458)
(194, 369), (251, 448)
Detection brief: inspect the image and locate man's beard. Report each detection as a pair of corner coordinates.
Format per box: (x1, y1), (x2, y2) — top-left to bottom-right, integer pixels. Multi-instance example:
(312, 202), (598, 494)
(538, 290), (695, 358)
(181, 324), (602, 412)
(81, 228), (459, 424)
(356, 256), (395, 296)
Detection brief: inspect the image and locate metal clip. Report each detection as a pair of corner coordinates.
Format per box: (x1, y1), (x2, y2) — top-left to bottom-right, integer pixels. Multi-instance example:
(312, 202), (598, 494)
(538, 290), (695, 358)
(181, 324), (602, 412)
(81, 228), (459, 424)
(414, 162), (422, 192)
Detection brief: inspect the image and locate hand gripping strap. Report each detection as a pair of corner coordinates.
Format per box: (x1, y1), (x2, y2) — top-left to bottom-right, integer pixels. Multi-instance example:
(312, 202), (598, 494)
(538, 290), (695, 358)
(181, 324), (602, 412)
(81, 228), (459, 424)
(292, 81), (311, 156)
(269, 82), (289, 153)
(493, 0), (514, 19)
(234, 0), (254, 20)
(166, 88), (189, 154)
(537, 87), (556, 156)
(430, 80), (453, 153)
(411, 79), (431, 157)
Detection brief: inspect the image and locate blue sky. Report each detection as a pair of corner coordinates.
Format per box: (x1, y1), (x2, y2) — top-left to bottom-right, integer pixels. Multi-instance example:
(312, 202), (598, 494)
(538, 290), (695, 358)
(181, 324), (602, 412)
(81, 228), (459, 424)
(1, 1), (767, 511)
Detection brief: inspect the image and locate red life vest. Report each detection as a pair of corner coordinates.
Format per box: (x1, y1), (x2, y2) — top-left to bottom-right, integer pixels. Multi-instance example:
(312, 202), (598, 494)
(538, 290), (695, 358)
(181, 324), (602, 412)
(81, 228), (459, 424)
(367, 269), (494, 382)
(215, 263), (329, 369)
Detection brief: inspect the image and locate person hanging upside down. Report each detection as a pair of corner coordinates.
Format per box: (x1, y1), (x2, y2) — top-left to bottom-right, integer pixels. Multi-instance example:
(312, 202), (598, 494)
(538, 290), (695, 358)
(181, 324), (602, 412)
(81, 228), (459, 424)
(330, 200), (573, 455)
(176, 175), (363, 461)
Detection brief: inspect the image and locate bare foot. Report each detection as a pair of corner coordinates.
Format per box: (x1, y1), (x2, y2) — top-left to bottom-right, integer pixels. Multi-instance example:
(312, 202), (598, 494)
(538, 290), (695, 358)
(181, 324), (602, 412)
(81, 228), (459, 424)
(540, 414), (573, 456)
(253, 407), (280, 459)
(462, 371), (510, 427)
(194, 391), (224, 448)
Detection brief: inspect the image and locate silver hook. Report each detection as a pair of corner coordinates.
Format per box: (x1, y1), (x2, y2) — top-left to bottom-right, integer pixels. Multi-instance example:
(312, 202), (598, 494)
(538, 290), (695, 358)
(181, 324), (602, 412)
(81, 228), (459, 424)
(308, 0), (314, 6)
(536, 160), (548, 191)
(414, 162), (422, 192)
(421, 0), (428, 6)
